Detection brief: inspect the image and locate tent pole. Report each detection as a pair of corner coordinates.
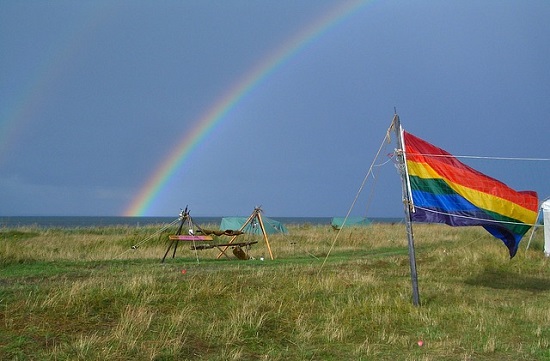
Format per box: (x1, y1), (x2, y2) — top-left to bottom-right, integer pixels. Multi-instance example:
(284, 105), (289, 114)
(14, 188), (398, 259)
(525, 207), (540, 251)
(256, 210), (274, 260)
(393, 113), (421, 307)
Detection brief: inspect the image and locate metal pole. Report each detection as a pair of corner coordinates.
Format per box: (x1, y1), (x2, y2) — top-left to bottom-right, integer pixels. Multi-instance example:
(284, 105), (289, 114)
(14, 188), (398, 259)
(393, 114), (420, 306)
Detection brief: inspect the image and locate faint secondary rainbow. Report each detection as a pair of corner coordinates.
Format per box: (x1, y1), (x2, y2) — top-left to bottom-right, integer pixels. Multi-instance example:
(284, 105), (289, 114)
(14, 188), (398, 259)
(1, 5), (117, 164)
(124, 0), (371, 216)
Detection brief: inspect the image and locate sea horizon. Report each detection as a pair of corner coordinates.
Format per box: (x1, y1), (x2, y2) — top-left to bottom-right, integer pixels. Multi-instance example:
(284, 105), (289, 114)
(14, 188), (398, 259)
(0, 216), (404, 228)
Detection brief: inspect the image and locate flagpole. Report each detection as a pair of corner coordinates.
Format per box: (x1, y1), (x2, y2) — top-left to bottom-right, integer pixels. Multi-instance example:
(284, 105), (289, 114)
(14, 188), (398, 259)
(392, 113), (421, 306)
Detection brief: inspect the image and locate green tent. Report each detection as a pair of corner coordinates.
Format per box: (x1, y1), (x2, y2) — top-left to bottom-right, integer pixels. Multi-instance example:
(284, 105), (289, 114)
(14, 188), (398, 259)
(331, 217), (371, 230)
(220, 216), (288, 235)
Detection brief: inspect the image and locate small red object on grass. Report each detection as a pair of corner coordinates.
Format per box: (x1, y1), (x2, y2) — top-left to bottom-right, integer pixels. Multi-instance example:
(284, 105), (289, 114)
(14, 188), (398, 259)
(181, 269), (187, 274)
(417, 340), (423, 347)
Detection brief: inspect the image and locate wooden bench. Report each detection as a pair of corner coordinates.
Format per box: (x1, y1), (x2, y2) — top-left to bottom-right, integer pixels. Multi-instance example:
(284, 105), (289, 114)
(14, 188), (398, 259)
(162, 235), (257, 261)
(162, 234), (213, 262)
(168, 235), (213, 241)
(190, 241), (258, 259)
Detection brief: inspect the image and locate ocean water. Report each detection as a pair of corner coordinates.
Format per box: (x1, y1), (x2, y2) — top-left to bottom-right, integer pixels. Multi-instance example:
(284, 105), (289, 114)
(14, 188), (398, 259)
(0, 216), (403, 228)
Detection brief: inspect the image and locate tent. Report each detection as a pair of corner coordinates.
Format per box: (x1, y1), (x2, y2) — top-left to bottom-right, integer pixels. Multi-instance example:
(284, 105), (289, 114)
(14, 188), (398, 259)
(331, 217), (371, 230)
(543, 199), (550, 256)
(221, 216), (288, 235)
(526, 198), (550, 257)
(218, 207), (279, 260)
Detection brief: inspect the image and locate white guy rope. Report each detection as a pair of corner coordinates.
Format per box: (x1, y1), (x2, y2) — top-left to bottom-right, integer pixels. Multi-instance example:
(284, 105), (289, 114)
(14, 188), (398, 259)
(319, 123), (394, 273)
(411, 153), (550, 162)
(114, 217), (181, 259)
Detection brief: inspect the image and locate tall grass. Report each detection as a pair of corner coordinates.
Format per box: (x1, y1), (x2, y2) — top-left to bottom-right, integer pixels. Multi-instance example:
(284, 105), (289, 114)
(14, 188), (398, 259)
(1, 223), (550, 360)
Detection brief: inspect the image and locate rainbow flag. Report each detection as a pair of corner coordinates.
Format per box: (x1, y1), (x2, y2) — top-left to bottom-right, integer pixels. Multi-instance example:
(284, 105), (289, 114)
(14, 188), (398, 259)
(403, 131), (538, 258)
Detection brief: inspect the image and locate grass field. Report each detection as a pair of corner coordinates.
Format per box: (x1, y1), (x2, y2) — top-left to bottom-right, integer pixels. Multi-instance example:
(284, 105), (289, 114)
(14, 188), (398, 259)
(1, 222), (550, 360)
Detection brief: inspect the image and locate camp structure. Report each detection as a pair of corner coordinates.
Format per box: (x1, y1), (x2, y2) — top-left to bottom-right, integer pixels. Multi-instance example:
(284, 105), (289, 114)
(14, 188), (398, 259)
(331, 216), (371, 230)
(161, 207), (259, 262)
(216, 207), (280, 260)
(221, 215), (288, 235)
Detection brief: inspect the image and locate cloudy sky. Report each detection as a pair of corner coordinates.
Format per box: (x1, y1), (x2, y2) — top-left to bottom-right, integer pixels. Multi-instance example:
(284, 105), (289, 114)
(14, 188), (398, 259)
(1, 0), (549, 217)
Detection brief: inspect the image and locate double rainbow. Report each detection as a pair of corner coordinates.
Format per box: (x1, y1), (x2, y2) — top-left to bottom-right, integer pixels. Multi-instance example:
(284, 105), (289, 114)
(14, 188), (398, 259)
(123, 0), (370, 216)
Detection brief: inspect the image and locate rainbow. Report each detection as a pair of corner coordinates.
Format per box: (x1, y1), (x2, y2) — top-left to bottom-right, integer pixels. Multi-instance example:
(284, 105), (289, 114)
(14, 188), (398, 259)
(124, 0), (371, 216)
(1, 28), (77, 163)
(1, 5), (116, 165)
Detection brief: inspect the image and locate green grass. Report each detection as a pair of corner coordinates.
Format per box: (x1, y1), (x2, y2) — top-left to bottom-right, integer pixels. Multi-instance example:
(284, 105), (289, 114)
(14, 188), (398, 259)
(1, 223), (550, 360)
